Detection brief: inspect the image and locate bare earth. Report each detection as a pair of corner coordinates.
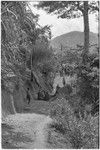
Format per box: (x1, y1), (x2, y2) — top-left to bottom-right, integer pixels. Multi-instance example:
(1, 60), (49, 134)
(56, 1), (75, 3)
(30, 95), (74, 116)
(2, 113), (53, 149)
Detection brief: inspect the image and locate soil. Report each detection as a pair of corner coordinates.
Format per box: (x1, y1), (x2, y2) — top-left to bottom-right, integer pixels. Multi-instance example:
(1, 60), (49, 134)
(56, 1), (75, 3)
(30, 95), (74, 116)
(2, 113), (53, 149)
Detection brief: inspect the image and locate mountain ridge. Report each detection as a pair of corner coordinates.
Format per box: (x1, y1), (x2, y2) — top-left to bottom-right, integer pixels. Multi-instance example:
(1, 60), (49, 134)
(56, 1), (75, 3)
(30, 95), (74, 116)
(50, 31), (98, 53)
(51, 31), (97, 40)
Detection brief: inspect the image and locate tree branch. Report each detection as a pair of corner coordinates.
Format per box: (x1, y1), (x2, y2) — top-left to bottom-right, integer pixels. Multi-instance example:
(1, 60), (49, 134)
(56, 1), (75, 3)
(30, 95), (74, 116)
(77, 1), (84, 13)
(7, 8), (18, 19)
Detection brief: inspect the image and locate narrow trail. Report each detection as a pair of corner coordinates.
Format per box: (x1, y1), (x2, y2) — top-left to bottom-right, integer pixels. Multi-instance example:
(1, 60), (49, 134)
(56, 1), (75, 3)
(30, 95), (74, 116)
(3, 113), (53, 149)
(33, 116), (52, 149)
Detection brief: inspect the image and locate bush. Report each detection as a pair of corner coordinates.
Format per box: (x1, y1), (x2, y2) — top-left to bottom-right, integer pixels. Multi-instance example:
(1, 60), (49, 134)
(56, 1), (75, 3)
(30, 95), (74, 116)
(76, 54), (99, 116)
(49, 98), (99, 149)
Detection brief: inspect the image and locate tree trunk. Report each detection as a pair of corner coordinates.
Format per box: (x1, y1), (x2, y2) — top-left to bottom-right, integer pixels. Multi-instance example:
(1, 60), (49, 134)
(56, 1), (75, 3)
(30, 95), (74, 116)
(82, 1), (89, 65)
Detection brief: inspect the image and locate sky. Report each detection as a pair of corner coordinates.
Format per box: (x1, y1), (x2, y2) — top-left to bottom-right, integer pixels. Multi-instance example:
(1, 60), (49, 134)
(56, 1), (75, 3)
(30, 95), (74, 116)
(29, 2), (98, 38)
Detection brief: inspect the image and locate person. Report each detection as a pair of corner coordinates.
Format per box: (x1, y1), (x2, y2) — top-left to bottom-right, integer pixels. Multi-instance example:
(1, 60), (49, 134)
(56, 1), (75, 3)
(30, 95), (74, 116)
(26, 88), (31, 104)
(38, 89), (45, 100)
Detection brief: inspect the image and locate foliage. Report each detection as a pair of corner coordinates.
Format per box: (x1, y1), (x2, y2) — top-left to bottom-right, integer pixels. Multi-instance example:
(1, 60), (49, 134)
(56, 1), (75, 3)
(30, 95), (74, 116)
(1, 2), (32, 88)
(37, 1), (99, 18)
(75, 48), (99, 114)
(49, 43), (99, 117)
(37, 1), (99, 65)
(1, 1), (54, 96)
(56, 43), (99, 116)
(49, 98), (99, 149)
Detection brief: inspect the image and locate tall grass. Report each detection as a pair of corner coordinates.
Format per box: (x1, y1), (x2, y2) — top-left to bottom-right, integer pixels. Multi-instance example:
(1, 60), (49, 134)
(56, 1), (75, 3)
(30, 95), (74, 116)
(49, 98), (99, 149)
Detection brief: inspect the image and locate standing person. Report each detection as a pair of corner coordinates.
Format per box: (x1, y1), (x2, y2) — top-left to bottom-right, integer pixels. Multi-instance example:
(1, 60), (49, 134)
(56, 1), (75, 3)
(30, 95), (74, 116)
(26, 88), (31, 104)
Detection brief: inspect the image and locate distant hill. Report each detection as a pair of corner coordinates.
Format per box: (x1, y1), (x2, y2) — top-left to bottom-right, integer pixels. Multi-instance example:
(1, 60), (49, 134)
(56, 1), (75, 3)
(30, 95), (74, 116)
(50, 31), (98, 53)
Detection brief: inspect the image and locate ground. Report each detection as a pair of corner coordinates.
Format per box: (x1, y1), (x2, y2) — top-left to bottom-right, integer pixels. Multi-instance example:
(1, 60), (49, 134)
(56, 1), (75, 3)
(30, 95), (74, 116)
(2, 100), (72, 149)
(2, 113), (53, 149)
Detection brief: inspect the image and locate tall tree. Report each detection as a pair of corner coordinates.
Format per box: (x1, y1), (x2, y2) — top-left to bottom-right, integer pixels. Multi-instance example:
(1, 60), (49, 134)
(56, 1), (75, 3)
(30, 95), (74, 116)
(37, 1), (99, 64)
(83, 1), (89, 64)
(1, 1), (54, 104)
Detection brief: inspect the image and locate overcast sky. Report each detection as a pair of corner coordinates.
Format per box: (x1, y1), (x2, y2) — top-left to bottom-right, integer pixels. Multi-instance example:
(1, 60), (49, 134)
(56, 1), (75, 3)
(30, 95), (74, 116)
(29, 2), (98, 38)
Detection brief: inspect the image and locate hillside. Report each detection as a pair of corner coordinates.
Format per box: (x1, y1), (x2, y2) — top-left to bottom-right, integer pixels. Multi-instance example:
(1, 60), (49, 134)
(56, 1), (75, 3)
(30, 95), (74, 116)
(50, 31), (98, 53)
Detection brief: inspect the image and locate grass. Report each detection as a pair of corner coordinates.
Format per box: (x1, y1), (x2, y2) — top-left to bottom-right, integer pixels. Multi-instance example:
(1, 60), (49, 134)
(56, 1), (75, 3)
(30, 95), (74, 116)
(49, 97), (99, 149)
(2, 123), (33, 149)
(23, 100), (51, 115)
(47, 123), (72, 149)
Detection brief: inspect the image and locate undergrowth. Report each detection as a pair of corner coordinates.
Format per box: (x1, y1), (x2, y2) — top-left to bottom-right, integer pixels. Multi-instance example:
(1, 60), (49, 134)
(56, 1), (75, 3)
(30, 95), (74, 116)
(49, 98), (99, 149)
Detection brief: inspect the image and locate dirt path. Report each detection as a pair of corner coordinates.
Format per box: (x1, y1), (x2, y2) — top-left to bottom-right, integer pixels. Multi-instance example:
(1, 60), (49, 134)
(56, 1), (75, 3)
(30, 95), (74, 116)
(3, 113), (53, 149)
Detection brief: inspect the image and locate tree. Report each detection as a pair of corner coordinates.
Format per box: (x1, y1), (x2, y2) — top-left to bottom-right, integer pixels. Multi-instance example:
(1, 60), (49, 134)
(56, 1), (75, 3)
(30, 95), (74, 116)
(36, 1), (99, 64)
(1, 1), (55, 113)
(83, 1), (89, 64)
